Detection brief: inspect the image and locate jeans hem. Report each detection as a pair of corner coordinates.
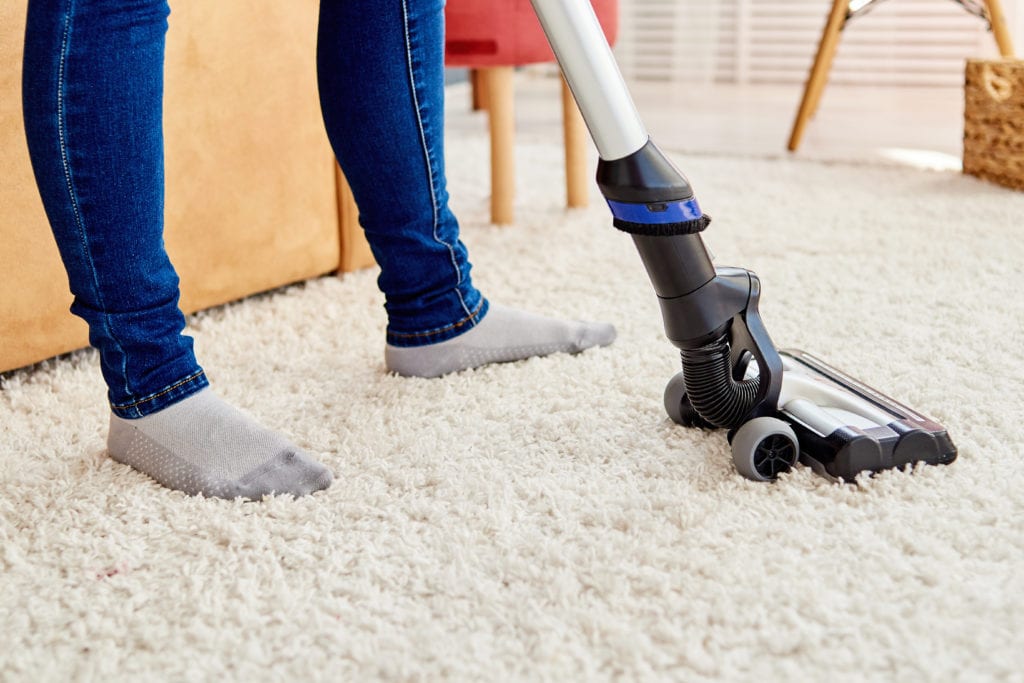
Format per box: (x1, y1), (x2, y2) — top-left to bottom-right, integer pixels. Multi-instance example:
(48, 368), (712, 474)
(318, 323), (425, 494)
(386, 297), (489, 347)
(110, 369), (209, 419)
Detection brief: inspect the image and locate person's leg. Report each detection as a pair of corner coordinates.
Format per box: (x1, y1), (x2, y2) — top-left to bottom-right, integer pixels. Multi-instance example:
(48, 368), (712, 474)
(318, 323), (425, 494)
(22, 0), (331, 498)
(316, 0), (616, 378)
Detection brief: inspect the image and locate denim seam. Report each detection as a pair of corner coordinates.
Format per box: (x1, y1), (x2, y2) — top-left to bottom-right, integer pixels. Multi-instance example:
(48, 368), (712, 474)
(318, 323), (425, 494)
(110, 369), (206, 411)
(400, 0), (473, 321)
(388, 297), (485, 340)
(56, 0), (133, 403)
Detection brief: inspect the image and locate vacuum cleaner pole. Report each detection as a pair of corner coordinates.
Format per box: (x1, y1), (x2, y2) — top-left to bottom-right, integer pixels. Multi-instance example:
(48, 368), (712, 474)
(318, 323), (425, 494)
(530, 0), (784, 430)
(528, 0), (647, 160)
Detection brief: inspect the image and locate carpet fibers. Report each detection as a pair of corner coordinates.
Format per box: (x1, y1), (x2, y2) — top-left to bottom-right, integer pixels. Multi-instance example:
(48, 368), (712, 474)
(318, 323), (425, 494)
(2, 138), (1023, 682)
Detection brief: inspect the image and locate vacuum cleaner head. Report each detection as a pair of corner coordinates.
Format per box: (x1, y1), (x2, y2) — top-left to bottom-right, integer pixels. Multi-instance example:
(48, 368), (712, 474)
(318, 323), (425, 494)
(666, 348), (958, 483)
(525, 0), (956, 484)
(775, 349), (957, 483)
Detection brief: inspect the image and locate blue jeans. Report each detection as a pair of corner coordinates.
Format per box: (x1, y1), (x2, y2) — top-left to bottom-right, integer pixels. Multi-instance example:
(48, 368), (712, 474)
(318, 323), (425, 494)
(22, 0), (487, 418)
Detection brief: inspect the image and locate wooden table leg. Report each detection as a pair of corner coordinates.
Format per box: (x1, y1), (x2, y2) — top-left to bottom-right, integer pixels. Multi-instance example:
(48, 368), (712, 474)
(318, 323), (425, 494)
(983, 0), (1016, 57)
(787, 0), (849, 151)
(561, 75), (589, 209)
(470, 68), (488, 111)
(481, 66), (515, 225)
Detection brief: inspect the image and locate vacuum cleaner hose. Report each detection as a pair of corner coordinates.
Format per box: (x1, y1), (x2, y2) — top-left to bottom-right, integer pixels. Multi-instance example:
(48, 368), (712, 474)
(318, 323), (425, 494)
(680, 334), (761, 429)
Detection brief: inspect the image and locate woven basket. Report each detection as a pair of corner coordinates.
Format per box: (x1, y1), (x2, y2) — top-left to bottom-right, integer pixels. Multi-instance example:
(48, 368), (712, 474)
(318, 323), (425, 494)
(964, 59), (1024, 191)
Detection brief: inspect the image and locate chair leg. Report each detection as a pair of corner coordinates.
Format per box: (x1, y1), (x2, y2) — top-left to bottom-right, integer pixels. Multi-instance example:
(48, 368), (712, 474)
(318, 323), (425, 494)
(335, 164), (376, 273)
(982, 0), (1016, 57)
(481, 66), (515, 225)
(470, 68), (488, 111)
(787, 0), (848, 152)
(561, 75), (588, 209)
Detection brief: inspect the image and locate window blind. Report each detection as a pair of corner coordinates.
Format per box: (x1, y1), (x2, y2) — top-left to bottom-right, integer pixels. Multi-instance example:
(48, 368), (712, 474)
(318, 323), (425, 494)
(615, 0), (1016, 86)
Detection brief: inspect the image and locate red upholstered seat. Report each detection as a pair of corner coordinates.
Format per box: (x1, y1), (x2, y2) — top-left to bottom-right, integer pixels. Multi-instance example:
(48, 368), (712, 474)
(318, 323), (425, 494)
(445, 0), (618, 68)
(444, 0), (619, 224)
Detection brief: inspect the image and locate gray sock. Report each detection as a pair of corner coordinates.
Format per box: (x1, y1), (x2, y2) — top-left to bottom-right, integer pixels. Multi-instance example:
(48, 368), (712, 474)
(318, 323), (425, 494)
(385, 303), (617, 378)
(107, 388), (333, 500)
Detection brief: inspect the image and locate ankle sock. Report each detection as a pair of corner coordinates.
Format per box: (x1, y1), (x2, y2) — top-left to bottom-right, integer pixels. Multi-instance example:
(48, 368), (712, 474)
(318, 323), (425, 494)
(107, 388), (333, 500)
(385, 303), (616, 378)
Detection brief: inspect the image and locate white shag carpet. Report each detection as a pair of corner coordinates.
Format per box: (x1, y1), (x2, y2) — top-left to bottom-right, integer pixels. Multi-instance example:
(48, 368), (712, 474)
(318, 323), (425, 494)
(2, 136), (1024, 682)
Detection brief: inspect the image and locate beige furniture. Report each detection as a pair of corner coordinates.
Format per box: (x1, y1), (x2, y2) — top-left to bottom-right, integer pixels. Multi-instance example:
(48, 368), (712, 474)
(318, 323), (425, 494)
(1, 1), (372, 374)
(787, 0), (1017, 151)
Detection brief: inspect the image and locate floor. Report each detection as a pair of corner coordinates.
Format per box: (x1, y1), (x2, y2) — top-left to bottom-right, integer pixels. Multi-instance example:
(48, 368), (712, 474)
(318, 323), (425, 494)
(445, 73), (966, 171)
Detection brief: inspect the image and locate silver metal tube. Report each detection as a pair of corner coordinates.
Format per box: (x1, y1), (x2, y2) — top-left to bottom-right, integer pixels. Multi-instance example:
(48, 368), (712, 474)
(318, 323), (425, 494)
(529, 0), (649, 161)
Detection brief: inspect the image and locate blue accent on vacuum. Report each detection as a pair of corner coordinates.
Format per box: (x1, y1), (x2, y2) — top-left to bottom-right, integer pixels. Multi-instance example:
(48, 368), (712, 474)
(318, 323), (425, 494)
(606, 198), (703, 224)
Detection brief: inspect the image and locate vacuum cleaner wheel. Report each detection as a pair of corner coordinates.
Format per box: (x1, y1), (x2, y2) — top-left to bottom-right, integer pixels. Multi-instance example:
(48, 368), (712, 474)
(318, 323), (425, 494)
(730, 417), (799, 481)
(663, 372), (715, 429)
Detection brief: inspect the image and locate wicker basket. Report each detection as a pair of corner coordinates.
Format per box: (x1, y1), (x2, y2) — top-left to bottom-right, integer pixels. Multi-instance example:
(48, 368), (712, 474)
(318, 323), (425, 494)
(964, 59), (1024, 191)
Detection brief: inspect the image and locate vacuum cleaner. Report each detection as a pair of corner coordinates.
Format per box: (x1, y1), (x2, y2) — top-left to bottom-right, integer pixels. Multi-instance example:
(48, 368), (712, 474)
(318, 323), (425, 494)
(528, 0), (957, 481)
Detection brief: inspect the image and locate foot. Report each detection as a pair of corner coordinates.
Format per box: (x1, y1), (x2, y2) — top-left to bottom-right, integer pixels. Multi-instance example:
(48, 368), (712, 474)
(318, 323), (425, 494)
(385, 303), (616, 378)
(107, 388), (333, 500)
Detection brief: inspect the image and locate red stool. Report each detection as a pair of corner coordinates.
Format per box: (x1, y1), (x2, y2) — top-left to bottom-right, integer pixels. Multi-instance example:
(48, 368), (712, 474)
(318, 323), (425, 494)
(445, 0), (618, 224)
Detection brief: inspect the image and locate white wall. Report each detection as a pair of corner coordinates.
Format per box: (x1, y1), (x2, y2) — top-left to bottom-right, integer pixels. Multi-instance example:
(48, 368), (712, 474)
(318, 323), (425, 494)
(615, 0), (1022, 86)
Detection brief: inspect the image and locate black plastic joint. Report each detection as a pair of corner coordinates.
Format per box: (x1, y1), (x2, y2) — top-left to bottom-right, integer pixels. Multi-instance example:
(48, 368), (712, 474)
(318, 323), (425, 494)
(597, 138), (695, 204)
(612, 214), (711, 237)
